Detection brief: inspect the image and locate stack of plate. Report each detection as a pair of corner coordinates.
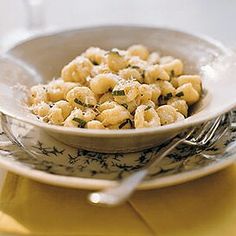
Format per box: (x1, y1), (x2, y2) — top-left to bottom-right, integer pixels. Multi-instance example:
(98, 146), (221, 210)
(0, 26), (235, 190)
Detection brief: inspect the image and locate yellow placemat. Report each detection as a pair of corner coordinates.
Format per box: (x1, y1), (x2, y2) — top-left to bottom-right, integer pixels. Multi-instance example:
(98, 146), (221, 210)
(0, 164), (235, 236)
(0, 173), (152, 236)
(130, 163), (236, 236)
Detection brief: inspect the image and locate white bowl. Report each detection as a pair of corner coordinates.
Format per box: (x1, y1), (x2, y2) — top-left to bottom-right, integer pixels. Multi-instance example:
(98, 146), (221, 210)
(0, 25), (235, 153)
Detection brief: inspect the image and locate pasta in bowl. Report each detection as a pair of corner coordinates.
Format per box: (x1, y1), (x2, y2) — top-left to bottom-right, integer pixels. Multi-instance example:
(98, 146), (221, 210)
(28, 45), (202, 129)
(0, 26), (235, 153)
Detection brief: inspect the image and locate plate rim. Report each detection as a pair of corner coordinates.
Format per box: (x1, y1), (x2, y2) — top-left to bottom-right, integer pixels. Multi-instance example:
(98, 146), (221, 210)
(0, 151), (235, 190)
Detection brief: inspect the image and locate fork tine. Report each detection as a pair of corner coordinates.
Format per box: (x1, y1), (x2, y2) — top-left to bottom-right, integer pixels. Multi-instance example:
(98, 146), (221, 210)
(197, 115), (225, 144)
(194, 115), (224, 142)
(231, 123), (236, 129)
(205, 126), (229, 147)
(189, 120), (213, 142)
(199, 114), (230, 146)
(184, 126), (199, 139)
(1, 114), (22, 147)
(183, 114), (226, 146)
(188, 116), (223, 143)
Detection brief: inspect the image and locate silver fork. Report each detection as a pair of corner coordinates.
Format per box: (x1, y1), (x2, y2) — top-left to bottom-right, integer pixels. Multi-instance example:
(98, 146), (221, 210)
(0, 112), (231, 206)
(88, 113), (231, 206)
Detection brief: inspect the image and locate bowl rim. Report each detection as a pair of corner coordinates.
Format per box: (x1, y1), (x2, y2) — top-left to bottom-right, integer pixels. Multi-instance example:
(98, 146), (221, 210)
(2, 24), (236, 137)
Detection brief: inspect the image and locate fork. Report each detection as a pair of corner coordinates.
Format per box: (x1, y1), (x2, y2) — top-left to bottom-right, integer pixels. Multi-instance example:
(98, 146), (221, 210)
(88, 113), (231, 206)
(0, 112), (231, 206)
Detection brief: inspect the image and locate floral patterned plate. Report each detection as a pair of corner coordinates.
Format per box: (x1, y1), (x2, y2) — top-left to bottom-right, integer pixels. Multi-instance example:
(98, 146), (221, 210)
(0, 111), (235, 190)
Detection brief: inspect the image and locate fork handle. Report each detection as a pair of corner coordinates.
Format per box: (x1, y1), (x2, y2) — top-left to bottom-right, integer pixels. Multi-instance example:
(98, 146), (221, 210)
(88, 137), (184, 206)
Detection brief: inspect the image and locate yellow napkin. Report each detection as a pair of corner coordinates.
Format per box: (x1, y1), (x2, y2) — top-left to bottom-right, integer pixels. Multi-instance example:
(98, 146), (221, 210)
(0, 173), (151, 236)
(130, 163), (236, 236)
(0, 164), (236, 236)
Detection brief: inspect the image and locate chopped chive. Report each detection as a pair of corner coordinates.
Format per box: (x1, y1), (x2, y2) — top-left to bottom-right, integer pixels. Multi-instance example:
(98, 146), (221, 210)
(90, 60), (99, 65)
(130, 65), (140, 69)
(119, 120), (128, 129)
(163, 93), (173, 101)
(119, 119), (133, 129)
(170, 70), (175, 77)
(128, 119), (133, 127)
(74, 98), (94, 108)
(43, 117), (49, 122)
(141, 70), (145, 78)
(131, 110), (136, 116)
(121, 103), (128, 109)
(72, 117), (87, 128)
(94, 109), (101, 115)
(158, 95), (166, 105)
(74, 98), (83, 106)
(92, 104), (101, 115)
(106, 50), (121, 56)
(144, 106), (152, 111)
(112, 90), (125, 96)
(176, 91), (184, 97)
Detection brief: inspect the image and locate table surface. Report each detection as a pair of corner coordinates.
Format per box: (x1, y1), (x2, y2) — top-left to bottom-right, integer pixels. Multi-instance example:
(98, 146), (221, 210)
(0, 1), (236, 235)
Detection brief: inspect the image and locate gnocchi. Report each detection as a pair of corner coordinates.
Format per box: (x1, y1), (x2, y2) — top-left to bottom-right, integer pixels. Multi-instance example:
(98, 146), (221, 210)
(134, 105), (161, 128)
(61, 56), (93, 84)
(28, 45), (202, 129)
